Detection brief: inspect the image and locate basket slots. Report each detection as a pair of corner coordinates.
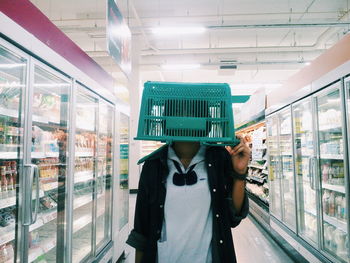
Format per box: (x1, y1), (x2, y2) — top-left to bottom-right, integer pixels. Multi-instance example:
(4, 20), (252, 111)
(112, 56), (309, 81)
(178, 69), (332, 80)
(136, 81), (236, 144)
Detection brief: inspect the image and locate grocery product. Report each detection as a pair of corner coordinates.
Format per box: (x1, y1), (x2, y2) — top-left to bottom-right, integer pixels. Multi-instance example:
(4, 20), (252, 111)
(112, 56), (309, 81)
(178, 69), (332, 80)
(322, 190), (330, 215)
(324, 224), (334, 249)
(1, 165), (8, 193)
(309, 217), (317, 237)
(0, 211), (14, 227)
(333, 229), (347, 256)
(40, 196), (57, 210)
(328, 191), (335, 217)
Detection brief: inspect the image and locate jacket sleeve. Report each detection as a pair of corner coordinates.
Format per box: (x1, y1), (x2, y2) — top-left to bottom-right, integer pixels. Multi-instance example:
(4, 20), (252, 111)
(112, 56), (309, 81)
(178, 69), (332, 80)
(126, 161), (150, 251)
(226, 190), (249, 228)
(223, 149), (249, 228)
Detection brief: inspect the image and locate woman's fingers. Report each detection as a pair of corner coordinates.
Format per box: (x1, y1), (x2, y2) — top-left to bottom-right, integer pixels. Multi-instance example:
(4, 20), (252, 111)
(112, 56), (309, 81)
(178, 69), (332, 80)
(227, 135), (250, 155)
(231, 145), (245, 155)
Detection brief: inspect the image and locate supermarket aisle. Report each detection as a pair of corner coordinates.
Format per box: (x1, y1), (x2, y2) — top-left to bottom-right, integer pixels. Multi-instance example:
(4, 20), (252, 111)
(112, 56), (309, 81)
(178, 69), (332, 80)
(232, 219), (294, 263)
(122, 194), (294, 263)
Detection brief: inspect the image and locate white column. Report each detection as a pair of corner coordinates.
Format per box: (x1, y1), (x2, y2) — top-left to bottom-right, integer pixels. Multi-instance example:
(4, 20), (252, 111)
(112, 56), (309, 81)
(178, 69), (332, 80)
(128, 34), (142, 191)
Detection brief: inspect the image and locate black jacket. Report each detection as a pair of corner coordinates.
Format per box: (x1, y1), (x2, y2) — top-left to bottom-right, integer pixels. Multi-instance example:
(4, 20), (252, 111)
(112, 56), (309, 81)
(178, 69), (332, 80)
(126, 145), (249, 263)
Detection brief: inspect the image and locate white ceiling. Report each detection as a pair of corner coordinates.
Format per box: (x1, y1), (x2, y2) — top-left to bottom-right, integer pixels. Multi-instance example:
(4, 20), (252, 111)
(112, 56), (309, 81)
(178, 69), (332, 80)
(30, 0), (350, 96)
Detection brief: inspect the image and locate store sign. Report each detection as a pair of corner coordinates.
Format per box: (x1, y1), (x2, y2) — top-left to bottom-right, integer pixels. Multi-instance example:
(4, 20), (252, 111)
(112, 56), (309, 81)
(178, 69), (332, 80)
(107, 0), (131, 77)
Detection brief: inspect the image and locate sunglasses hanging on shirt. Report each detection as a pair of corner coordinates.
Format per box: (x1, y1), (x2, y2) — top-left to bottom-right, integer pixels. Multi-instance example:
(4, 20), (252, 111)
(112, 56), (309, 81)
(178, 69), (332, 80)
(172, 160), (197, 186)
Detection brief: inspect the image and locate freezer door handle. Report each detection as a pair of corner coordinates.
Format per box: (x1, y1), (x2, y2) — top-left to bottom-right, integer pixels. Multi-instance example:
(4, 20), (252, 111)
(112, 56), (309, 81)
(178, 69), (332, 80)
(32, 165), (40, 224)
(23, 164), (40, 226)
(97, 176), (104, 195)
(308, 157), (315, 190)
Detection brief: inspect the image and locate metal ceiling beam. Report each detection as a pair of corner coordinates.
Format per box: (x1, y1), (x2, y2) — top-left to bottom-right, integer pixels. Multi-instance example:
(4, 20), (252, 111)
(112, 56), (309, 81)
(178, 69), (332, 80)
(49, 11), (341, 24)
(140, 60), (308, 67)
(55, 21), (350, 33)
(140, 45), (325, 56)
(207, 22), (350, 29)
(129, 0), (158, 51)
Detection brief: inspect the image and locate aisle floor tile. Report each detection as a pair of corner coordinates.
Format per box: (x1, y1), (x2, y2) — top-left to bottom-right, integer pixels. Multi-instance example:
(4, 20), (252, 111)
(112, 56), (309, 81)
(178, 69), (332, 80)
(122, 194), (293, 263)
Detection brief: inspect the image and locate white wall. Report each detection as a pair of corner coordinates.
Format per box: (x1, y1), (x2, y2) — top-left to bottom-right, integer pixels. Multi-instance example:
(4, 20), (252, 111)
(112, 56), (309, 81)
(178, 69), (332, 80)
(128, 34), (142, 190)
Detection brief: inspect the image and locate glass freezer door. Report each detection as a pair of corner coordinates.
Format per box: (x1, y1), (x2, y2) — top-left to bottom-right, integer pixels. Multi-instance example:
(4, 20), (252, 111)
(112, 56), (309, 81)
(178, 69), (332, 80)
(28, 65), (70, 262)
(95, 101), (113, 252)
(278, 108), (296, 231)
(118, 113), (129, 230)
(266, 115), (282, 220)
(72, 88), (97, 262)
(315, 84), (348, 262)
(292, 98), (318, 245)
(0, 44), (26, 263)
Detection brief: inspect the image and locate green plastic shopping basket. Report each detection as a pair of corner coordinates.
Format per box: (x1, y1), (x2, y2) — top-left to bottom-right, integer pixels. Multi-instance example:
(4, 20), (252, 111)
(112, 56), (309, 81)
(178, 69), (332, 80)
(135, 81), (239, 145)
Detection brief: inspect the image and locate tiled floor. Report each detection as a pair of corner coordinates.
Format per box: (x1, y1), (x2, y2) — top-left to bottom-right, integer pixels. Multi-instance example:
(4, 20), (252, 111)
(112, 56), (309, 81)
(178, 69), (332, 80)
(122, 194), (293, 263)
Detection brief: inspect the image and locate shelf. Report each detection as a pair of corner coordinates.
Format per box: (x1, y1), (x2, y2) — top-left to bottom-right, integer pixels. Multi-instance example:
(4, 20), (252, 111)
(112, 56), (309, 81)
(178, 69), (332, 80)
(28, 237), (57, 262)
(0, 225), (15, 246)
(280, 133), (292, 136)
(323, 214), (347, 232)
(38, 163), (66, 168)
(281, 152), (293, 156)
(73, 207), (105, 236)
(0, 107), (18, 119)
(246, 191), (269, 209)
(76, 125), (94, 132)
(28, 198), (103, 262)
(74, 195), (93, 211)
(74, 171), (94, 184)
(32, 115), (60, 126)
(247, 175), (265, 184)
(41, 182), (58, 192)
(0, 190), (44, 210)
(294, 129), (312, 135)
(0, 152), (18, 159)
(29, 210), (57, 233)
(75, 152), (94, 157)
(318, 126), (342, 133)
(32, 152), (59, 159)
(322, 183), (346, 194)
(300, 155), (313, 158)
(251, 158), (267, 162)
(320, 154), (343, 160)
(304, 208), (317, 217)
(249, 164), (264, 169)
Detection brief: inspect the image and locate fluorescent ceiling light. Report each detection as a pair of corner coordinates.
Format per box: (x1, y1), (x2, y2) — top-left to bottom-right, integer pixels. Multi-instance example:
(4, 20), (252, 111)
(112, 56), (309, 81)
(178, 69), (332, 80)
(161, 63), (201, 70)
(152, 26), (206, 36)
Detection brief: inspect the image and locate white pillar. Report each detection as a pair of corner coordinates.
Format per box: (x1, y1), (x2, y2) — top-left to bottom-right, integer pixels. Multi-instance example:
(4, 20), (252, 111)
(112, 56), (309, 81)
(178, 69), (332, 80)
(128, 34), (142, 191)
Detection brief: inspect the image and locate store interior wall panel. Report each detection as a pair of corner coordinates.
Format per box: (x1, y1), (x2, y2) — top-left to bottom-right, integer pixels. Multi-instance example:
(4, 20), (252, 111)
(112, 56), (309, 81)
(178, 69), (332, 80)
(311, 60), (350, 94)
(0, 0), (114, 90)
(0, 13), (114, 104)
(267, 34), (350, 110)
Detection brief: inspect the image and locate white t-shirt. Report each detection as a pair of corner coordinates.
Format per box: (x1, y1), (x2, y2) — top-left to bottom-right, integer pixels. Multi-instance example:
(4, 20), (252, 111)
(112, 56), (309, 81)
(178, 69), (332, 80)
(157, 145), (213, 263)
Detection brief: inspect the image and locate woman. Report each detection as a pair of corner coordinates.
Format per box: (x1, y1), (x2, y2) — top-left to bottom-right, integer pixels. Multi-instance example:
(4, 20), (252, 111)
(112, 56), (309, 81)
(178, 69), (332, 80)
(127, 136), (250, 263)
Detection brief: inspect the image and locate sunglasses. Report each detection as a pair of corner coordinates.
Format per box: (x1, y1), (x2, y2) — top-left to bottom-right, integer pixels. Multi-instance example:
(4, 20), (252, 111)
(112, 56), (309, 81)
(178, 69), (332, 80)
(172, 160), (197, 186)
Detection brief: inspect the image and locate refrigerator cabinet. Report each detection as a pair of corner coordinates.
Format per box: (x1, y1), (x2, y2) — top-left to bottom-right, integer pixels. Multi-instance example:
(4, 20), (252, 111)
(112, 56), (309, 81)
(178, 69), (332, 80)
(0, 41), (28, 263)
(266, 114), (282, 220)
(314, 82), (349, 262)
(292, 97), (320, 246)
(278, 107), (297, 231)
